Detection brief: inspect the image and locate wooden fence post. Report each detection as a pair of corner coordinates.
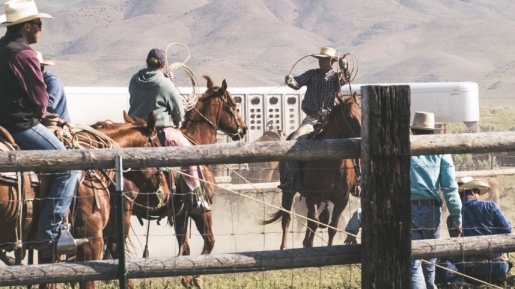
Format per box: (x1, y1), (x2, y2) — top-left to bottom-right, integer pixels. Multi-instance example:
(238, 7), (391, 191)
(361, 85), (411, 288)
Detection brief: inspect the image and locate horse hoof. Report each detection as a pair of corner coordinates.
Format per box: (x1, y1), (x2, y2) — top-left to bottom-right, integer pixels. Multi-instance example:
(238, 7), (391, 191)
(181, 276), (193, 288)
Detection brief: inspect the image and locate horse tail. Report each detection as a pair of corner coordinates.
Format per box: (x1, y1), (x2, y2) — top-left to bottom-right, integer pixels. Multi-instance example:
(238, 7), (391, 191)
(318, 202), (330, 229)
(261, 209), (284, 225)
(260, 191), (296, 225)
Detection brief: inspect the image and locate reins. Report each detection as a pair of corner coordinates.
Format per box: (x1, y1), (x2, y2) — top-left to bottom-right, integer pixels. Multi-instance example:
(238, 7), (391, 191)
(189, 89), (243, 140)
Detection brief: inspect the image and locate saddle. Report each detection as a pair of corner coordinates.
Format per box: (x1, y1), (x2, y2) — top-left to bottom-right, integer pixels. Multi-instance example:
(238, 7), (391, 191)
(157, 127), (211, 215)
(0, 123), (102, 256)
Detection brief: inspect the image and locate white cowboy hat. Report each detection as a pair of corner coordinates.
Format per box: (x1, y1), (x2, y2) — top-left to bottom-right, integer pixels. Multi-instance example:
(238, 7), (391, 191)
(311, 46), (337, 59)
(459, 178), (490, 195)
(0, 0), (53, 27)
(35, 51), (55, 66)
(411, 111), (443, 131)
(457, 176), (474, 187)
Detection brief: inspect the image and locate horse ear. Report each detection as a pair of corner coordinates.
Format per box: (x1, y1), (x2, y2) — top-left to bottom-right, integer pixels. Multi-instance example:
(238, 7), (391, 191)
(221, 79), (227, 93)
(123, 110), (134, 124)
(336, 92), (345, 104)
(204, 75), (214, 90)
(146, 111), (157, 132)
(351, 92), (359, 103)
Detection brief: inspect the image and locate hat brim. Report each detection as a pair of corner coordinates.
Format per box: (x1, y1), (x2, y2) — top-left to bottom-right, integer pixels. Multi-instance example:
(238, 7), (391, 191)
(459, 179), (491, 195)
(411, 126), (444, 131)
(0, 13), (53, 27)
(41, 59), (55, 66)
(459, 187), (490, 195)
(311, 54), (336, 59)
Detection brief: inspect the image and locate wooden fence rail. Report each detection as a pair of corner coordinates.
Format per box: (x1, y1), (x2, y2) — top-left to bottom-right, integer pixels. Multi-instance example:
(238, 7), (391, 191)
(1, 86), (515, 287)
(1, 131), (515, 172)
(0, 234), (513, 286)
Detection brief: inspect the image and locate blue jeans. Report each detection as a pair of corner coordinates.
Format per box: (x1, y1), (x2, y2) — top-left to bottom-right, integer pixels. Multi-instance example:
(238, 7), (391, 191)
(411, 204), (441, 289)
(12, 124), (79, 241)
(464, 261), (510, 284)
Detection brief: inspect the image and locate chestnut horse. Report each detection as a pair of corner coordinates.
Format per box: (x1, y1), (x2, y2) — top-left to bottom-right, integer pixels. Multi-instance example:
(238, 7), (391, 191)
(102, 76), (247, 288)
(234, 123), (284, 184)
(0, 112), (163, 289)
(262, 93), (361, 249)
(171, 75), (248, 287)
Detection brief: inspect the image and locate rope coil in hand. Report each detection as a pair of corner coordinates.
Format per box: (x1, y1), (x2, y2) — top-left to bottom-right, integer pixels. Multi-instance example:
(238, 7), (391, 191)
(288, 52), (359, 95)
(164, 43), (200, 111)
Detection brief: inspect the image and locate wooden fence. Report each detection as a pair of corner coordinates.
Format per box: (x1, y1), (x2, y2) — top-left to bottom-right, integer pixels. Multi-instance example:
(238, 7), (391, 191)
(1, 85), (515, 288)
(1, 234), (515, 286)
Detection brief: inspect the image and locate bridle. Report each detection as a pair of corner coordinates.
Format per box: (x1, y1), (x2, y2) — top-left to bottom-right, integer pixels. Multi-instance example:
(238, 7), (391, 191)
(191, 88), (245, 140)
(122, 127), (171, 213)
(334, 98), (360, 139)
(333, 96), (362, 197)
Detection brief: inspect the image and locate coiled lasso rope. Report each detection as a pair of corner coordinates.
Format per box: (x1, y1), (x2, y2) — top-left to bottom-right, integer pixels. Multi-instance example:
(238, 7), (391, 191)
(288, 52), (360, 95)
(164, 43), (200, 111)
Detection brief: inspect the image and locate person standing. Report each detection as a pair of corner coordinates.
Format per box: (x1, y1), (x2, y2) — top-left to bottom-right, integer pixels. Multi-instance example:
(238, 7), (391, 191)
(0, 0), (79, 258)
(410, 111), (463, 289)
(344, 207), (362, 245)
(36, 51), (71, 122)
(278, 46), (348, 191)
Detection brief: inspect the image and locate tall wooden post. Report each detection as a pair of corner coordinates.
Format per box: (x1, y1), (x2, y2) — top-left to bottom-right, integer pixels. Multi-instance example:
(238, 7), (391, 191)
(360, 85), (411, 288)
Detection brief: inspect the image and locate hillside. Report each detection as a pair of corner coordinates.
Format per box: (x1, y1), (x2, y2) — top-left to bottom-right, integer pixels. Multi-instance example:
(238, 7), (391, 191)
(1, 0), (515, 107)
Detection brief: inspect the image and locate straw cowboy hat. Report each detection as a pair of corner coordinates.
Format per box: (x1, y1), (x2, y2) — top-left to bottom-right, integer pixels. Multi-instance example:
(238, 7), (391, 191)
(311, 46), (337, 59)
(459, 178), (491, 195)
(411, 111), (443, 131)
(0, 0), (53, 27)
(35, 51), (55, 66)
(457, 176), (474, 187)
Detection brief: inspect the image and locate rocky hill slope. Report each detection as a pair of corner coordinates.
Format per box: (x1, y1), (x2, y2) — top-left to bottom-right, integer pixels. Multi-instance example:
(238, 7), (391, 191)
(1, 0), (514, 107)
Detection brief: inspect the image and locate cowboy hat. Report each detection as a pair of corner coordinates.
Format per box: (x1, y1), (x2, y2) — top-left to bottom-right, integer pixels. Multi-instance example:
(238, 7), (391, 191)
(0, 0), (53, 27)
(459, 178), (490, 195)
(457, 176), (474, 187)
(311, 46), (337, 59)
(411, 111), (443, 131)
(35, 51), (55, 66)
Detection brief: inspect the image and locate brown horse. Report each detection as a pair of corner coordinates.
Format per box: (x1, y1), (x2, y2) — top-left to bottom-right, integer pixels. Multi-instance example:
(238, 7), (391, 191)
(0, 112), (163, 289)
(171, 75), (247, 287)
(102, 75), (247, 288)
(262, 93), (361, 249)
(234, 123), (284, 183)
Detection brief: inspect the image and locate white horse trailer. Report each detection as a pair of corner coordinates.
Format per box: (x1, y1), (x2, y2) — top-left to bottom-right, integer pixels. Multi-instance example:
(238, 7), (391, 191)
(342, 82), (479, 133)
(64, 81), (479, 142)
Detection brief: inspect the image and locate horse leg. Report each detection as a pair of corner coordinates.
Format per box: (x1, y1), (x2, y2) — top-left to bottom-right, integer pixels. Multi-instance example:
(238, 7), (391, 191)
(175, 213), (195, 288)
(280, 191), (296, 250)
(174, 213), (191, 256)
(76, 238), (103, 289)
(180, 212), (214, 289)
(327, 194), (350, 246)
(190, 212), (215, 255)
(38, 253), (59, 289)
(302, 197), (321, 248)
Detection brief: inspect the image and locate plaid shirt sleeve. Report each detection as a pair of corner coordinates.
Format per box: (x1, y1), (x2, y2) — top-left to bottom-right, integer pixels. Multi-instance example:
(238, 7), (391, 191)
(292, 69), (316, 89)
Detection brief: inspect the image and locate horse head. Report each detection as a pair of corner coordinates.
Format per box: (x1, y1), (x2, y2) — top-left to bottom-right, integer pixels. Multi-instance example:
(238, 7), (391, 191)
(94, 111), (171, 218)
(185, 75), (247, 141)
(322, 92), (362, 139)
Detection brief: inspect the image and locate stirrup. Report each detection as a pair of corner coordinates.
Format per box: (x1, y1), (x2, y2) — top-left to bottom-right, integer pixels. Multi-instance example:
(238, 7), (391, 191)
(57, 223), (80, 256)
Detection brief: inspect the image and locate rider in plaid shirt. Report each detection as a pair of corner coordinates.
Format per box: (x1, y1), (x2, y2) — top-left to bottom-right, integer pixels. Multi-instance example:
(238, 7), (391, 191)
(292, 68), (341, 115)
(278, 46), (346, 191)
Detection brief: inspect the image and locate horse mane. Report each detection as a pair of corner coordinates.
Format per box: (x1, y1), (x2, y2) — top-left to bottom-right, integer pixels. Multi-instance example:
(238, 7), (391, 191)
(316, 92), (361, 138)
(90, 120), (116, 129)
(327, 93), (360, 122)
